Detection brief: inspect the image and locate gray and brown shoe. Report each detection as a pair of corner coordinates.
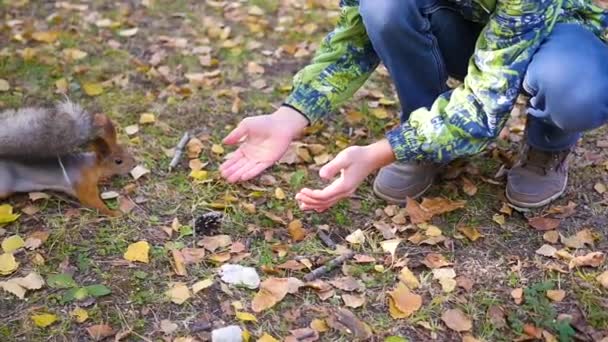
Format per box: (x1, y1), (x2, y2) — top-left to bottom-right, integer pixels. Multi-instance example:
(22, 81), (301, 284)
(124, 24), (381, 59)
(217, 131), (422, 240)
(506, 146), (571, 209)
(372, 161), (440, 204)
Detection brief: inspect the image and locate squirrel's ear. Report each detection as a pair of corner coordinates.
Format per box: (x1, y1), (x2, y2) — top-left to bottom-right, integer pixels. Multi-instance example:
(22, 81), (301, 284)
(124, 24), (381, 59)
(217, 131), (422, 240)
(91, 138), (111, 159)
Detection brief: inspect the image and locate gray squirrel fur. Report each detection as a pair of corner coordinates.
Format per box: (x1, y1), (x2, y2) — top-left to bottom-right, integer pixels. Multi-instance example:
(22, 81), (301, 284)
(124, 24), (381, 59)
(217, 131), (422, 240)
(0, 100), (94, 158)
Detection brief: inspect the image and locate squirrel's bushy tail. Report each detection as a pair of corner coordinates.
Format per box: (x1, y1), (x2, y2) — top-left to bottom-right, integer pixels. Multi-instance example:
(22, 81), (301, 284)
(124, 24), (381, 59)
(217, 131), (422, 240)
(0, 100), (94, 158)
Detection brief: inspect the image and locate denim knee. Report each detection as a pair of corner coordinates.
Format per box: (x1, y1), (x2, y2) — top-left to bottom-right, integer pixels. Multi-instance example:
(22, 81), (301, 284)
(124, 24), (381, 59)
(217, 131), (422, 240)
(359, 0), (424, 40)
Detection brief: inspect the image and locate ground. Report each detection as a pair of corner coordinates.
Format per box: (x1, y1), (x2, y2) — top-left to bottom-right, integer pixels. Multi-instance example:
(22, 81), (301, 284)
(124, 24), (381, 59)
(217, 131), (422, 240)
(1, 1), (607, 341)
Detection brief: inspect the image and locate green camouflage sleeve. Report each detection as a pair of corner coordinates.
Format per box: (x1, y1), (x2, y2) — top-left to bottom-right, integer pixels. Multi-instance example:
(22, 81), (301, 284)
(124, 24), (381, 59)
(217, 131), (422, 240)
(386, 0), (562, 163)
(283, 0), (380, 123)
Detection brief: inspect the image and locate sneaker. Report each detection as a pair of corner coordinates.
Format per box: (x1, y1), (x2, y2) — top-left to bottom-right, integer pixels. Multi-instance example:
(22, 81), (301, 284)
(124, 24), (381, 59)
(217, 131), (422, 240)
(372, 161), (440, 204)
(506, 145), (571, 209)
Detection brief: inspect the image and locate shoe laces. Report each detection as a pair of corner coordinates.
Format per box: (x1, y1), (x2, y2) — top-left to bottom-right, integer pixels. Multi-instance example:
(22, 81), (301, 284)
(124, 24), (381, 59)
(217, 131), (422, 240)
(521, 146), (569, 175)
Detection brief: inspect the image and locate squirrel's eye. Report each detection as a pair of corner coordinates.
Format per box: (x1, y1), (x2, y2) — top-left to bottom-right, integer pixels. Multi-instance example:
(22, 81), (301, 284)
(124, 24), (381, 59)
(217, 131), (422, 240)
(115, 159), (123, 165)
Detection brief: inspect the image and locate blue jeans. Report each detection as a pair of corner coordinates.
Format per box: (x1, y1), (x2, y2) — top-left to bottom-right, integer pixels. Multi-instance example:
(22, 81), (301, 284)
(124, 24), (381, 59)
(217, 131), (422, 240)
(359, 0), (608, 151)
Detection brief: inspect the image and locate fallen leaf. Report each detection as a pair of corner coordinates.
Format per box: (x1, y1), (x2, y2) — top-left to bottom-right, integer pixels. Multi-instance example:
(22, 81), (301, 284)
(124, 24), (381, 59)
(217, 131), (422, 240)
(405, 198), (432, 224)
(422, 253), (452, 269)
(235, 311), (257, 322)
(86, 324), (115, 340)
(71, 308), (89, 323)
(32, 31), (59, 43)
(441, 309), (472, 332)
(462, 177), (478, 196)
(13, 272), (45, 290)
(0, 280), (26, 299)
(287, 220), (306, 242)
(160, 319), (178, 335)
(543, 231), (560, 244)
(546, 289), (566, 302)
(547, 201), (577, 218)
(125, 125), (139, 136)
(492, 214), (506, 226)
(123, 241), (150, 263)
(331, 308), (372, 339)
(192, 278), (214, 294)
(0, 253), (19, 275)
(181, 248), (205, 264)
(345, 229), (365, 245)
(387, 282), (422, 318)
(82, 82), (104, 96)
(329, 277), (363, 292)
(130, 165), (150, 180)
(172, 250), (187, 276)
(186, 138), (203, 158)
(0, 204), (20, 224)
(63, 48), (87, 60)
(32, 313), (58, 328)
(274, 187), (286, 200)
(596, 271), (608, 289)
(420, 197), (466, 215)
(342, 294), (366, 308)
(457, 226), (483, 242)
(2, 235), (25, 253)
(285, 327), (319, 342)
(165, 282), (191, 304)
(199, 235), (232, 252)
(499, 202), (513, 216)
(456, 276), (475, 291)
(310, 319), (329, 333)
(258, 333), (280, 342)
(569, 252), (605, 269)
(139, 113), (156, 124)
(487, 305), (506, 328)
(276, 260), (306, 271)
(380, 239), (401, 260)
(561, 229), (594, 249)
(398, 267), (420, 290)
(528, 217), (560, 231)
(0, 79), (9, 91)
(594, 182), (607, 194)
(535, 244), (557, 258)
(118, 27), (138, 37)
(523, 324), (542, 339)
(252, 277), (289, 312)
(211, 144), (224, 155)
(511, 288), (523, 304)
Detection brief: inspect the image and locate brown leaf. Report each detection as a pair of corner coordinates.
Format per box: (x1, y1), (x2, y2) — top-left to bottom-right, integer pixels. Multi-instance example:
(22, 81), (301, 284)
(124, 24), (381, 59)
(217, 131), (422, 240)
(353, 254), (375, 263)
(523, 324), (542, 339)
(342, 293), (366, 308)
(543, 231), (560, 244)
(329, 277), (363, 292)
(420, 197), (466, 215)
(535, 244), (557, 258)
(287, 220), (306, 242)
(462, 177), (478, 196)
(596, 270), (608, 289)
(457, 226), (483, 241)
(373, 221), (396, 239)
(405, 197), (433, 224)
(285, 328), (319, 342)
(86, 324), (115, 341)
(546, 201), (577, 218)
(487, 305), (506, 328)
(387, 282), (422, 318)
(171, 250), (187, 276)
(198, 235), (232, 252)
(310, 319), (329, 333)
(422, 253), (452, 269)
(441, 308), (472, 332)
(560, 228), (594, 249)
(331, 308), (372, 339)
(511, 288), (523, 304)
(455, 276), (474, 291)
(528, 217), (560, 231)
(568, 252), (605, 269)
(24, 230), (49, 250)
(399, 267), (420, 290)
(180, 248), (205, 264)
(276, 260), (306, 271)
(252, 277), (290, 312)
(546, 289), (566, 302)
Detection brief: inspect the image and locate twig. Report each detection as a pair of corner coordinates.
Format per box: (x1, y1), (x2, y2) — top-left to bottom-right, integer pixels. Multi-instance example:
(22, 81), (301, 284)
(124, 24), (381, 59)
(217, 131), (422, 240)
(168, 132), (190, 172)
(304, 251), (355, 282)
(316, 229), (336, 249)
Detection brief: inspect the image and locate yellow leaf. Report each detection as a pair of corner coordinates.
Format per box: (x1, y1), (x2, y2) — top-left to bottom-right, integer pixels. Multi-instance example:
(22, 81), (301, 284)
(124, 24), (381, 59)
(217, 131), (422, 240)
(235, 311), (257, 322)
(31, 313), (58, 328)
(596, 271), (608, 289)
(242, 329), (251, 342)
(189, 170), (208, 181)
(387, 282), (422, 319)
(546, 289), (566, 302)
(310, 318), (329, 332)
(82, 82), (104, 96)
(398, 267), (420, 290)
(0, 253), (19, 275)
(192, 278), (214, 294)
(274, 187), (286, 200)
(371, 108), (388, 119)
(0, 79), (9, 92)
(32, 31), (59, 43)
(123, 241), (150, 263)
(63, 48), (88, 60)
(2, 235), (25, 253)
(379, 98), (397, 106)
(492, 214), (506, 226)
(55, 78), (68, 93)
(139, 112), (156, 124)
(0, 204), (20, 224)
(345, 229), (366, 244)
(71, 308), (89, 323)
(165, 282), (191, 304)
(457, 226), (483, 241)
(211, 144), (224, 154)
(258, 333), (279, 342)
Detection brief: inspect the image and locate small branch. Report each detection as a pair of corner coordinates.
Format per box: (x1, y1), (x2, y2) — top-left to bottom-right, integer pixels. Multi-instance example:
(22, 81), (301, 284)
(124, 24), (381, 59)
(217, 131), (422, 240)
(304, 251), (355, 282)
(168, 132), (190, 172)
(316, 229), (336, 249)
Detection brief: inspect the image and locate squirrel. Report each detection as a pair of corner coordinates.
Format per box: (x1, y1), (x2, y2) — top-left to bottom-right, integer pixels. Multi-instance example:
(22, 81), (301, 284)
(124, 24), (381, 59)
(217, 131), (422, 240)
(0, 100), (136, 217)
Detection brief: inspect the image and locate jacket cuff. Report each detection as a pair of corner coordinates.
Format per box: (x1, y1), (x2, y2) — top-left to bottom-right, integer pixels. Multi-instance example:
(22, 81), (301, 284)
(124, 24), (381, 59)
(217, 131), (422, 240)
(385, 123), (425, 162)
(284, 84), (332, 124)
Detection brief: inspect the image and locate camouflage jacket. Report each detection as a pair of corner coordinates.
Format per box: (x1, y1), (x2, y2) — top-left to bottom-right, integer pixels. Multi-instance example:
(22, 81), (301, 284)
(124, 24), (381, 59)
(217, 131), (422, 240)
(283, 0), (608, 163)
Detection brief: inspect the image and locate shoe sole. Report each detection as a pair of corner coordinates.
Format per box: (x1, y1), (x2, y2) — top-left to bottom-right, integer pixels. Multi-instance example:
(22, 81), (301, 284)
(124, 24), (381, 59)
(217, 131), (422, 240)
(372, 178), (434, 205)
(505, 173), (568, 209)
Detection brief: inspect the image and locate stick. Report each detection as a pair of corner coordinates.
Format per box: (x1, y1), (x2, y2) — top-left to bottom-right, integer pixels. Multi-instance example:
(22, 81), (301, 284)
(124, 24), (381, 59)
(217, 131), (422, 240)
(316, 229), (336, 249)
(168, 132), (190, 172)
(304, 251), (355, 282)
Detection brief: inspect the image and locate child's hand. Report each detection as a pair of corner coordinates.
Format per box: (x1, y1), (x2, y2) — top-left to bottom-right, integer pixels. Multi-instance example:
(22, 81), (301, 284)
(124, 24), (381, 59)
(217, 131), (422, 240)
(296, 139), (395, 212)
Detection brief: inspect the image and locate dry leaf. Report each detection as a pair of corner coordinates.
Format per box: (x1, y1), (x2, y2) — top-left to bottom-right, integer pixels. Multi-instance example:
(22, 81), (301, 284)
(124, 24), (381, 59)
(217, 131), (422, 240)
(192, 278), (214, 294)
(13, 272), (44, 290)
(493, 214), (506, 226)
(543, 231), (560, 244)
(535, 244), (557, 258)
(181, 248), (205, 264)
(399, 267), (420, 289)
(0, 253), (19, 275)
(288, 220), (306, 242)
(285, 327), (319, 342)
(329, 277), (363, 292)
(235, 311), (257, 322)
(252, 277), (289, 312)
(456, 276), (475, 291)
(561, 229), (594, 249)
(569, 252), (605, 269)
(405, 198), (432, 224)
(594, 182), (607, 194)
(258, 333), (280, 342)
(31, 313), (58, 328)
(139, 112), (156, 124)
(422, 253), (452, 269)
(487, 305), (506, 328)
(118, 27), (138, 37)
(32, 31), (59, 43)
(528, 217), (560, 231)
(123, 241), (150, 263)
(420, 197), (466, 215)
(441, 309), (472, 332)
(342, 294), (366, 308)
(86, 324), (115, 340)
(0, 280), (26, 299)
(310, 319), (329, 333)
(165, 282), (191, 304)
(462, 177), (478, 196)
(82, 82), (104, 96)
(387, 282), (422, 318)
(596, 271), (608, 289)
(199, 235), (232, 252)
(546, 289), (566, 302)
(380, 239), (401, 260)
(331, 309), (372, 339)
(511, 288), (523, 304)
(547, 201), (577, 218)
(2, 235), (25, 253)
(211, 144), (224, 155)
(186, 138), (203, 158)
(457, 226), (482, 241)
(172, 250), (187, 276)
(130, 165), (150, 180)
(160, 319), (178, 335)
(345, 229), (365, 244)
(71, 308), (88, 323)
